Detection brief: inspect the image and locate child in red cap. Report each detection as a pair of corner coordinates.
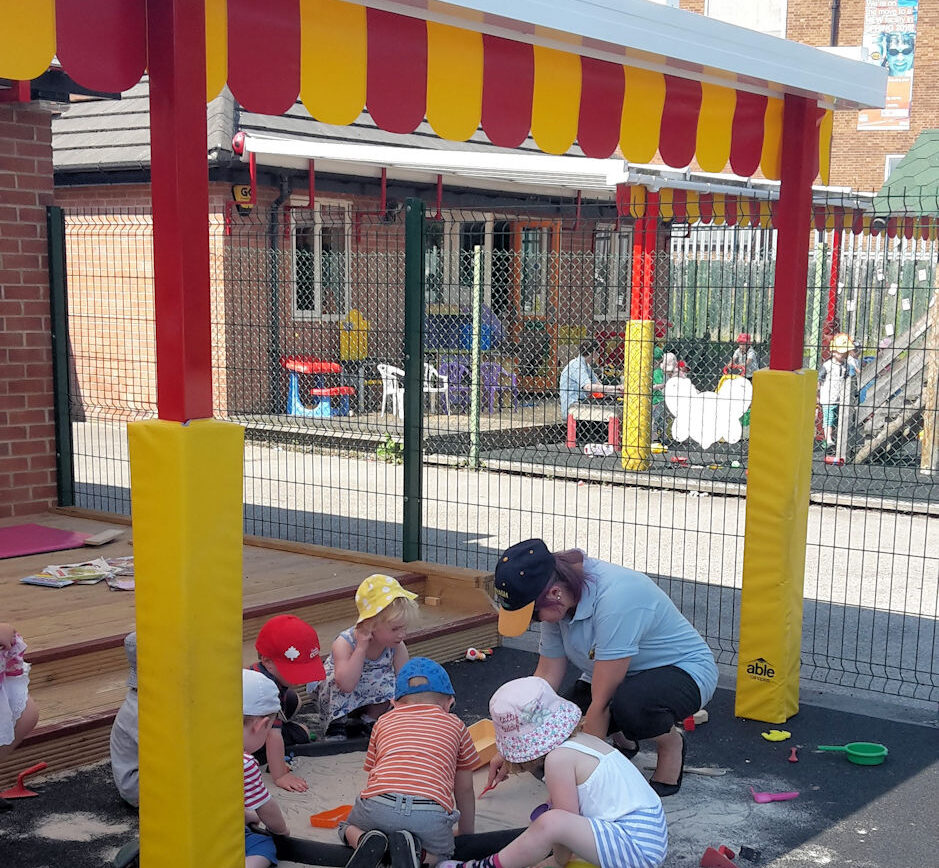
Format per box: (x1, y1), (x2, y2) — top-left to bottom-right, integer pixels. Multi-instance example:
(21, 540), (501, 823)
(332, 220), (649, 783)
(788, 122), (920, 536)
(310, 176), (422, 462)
(251, 614), (326, 792)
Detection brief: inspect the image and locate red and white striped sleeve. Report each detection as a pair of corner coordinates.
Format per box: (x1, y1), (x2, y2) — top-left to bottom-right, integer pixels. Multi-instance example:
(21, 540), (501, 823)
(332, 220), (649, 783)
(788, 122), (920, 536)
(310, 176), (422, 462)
(243, 753), (271, 811)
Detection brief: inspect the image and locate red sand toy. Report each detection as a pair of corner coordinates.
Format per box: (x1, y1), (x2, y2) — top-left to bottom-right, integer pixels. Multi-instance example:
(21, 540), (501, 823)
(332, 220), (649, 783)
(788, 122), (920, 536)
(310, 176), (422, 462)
(309, 805), (352, 828)
(0, 762), (47, 799)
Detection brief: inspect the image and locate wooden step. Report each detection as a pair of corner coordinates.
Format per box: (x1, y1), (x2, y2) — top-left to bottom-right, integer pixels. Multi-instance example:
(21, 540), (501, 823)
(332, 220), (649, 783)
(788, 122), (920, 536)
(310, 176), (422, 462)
(2, 510), (498, 786)
(3, 580), (497, 784)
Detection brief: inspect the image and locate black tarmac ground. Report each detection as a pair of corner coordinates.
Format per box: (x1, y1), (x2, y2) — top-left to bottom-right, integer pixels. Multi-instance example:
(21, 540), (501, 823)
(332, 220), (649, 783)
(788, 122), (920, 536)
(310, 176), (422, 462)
(1, 648), (936, 867)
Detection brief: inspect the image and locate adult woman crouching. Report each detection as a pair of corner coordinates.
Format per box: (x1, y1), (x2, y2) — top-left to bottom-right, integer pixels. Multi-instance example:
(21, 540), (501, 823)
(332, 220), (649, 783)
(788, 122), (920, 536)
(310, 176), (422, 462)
(488, 539), (717, 796)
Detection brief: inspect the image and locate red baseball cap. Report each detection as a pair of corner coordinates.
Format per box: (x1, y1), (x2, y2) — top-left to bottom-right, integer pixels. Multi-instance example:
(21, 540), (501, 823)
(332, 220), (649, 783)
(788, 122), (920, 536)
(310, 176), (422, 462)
(255, 615), (326, 684)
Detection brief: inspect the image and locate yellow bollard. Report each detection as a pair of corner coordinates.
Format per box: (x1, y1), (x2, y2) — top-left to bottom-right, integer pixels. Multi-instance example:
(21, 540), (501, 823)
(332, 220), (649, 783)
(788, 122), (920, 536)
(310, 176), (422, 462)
(621, 319), (654, 471)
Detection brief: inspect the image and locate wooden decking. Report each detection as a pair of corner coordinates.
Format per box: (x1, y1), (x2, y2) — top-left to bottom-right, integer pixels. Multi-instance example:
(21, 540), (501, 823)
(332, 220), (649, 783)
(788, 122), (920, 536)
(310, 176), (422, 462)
(2, 510), (499, 784)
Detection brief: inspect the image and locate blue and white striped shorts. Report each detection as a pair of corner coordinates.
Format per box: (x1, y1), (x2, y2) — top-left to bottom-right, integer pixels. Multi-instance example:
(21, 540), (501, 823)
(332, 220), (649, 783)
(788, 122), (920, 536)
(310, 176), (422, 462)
(588, 806), (668, 868)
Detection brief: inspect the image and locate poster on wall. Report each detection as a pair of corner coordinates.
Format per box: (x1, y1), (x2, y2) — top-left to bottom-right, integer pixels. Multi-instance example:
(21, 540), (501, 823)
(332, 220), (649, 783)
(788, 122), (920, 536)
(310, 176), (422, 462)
(858, 0), (918, 131)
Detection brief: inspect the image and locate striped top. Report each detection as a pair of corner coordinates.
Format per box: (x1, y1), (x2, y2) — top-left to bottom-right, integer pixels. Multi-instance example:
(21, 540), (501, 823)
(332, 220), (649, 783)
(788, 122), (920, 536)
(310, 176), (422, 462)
(243, 753), (271, 811)
(360, 704), (479, 812)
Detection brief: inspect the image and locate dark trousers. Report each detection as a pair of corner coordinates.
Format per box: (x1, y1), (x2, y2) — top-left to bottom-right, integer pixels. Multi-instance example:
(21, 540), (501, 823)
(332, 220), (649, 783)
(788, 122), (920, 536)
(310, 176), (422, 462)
(565, 665), (701, 741)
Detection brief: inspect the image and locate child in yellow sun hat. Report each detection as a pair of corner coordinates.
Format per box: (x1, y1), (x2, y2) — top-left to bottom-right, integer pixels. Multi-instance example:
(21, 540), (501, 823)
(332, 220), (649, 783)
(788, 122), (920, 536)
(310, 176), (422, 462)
(313, 574), (419, 740)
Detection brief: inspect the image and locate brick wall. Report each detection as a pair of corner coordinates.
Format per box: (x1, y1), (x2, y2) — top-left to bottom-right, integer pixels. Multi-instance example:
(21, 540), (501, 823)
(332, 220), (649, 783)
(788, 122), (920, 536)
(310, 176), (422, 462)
(680, 0), (939, 192)
(0, 104), (56, 517)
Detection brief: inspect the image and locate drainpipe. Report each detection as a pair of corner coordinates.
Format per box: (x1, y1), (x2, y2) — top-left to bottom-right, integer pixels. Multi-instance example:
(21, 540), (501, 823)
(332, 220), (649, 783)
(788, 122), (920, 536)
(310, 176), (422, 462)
(268, 175), (290, 412)
(830, 0), (841, 46)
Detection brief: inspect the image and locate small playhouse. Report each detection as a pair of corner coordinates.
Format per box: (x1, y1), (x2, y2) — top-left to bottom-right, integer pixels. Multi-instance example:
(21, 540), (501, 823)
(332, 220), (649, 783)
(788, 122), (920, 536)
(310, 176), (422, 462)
(1, 1), (886, 865)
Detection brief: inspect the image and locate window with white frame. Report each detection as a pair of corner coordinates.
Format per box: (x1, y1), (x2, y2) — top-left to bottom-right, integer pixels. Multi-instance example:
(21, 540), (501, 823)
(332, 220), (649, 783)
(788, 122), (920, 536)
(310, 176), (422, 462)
(292, 200), (351, 320)
(593, 225), (633, 320)
(705, 0), (786, 39)
(884, 154), (904, 182)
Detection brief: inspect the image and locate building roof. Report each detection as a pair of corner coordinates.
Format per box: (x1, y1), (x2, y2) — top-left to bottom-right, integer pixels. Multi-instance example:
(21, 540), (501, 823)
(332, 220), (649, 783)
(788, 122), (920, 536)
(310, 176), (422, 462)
(52, 80), (565, 175)
(874, 131), (939, 216)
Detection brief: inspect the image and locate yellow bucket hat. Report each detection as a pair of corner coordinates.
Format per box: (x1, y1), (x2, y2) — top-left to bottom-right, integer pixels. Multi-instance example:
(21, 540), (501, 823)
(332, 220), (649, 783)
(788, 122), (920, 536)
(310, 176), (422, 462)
(355, 574), (418, 623)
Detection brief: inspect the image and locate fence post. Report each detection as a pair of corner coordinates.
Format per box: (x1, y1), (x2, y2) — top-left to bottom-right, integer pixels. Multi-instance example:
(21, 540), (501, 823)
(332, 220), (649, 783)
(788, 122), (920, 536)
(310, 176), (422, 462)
(402, 198), (426, 561)
(47, 205), (75, 507)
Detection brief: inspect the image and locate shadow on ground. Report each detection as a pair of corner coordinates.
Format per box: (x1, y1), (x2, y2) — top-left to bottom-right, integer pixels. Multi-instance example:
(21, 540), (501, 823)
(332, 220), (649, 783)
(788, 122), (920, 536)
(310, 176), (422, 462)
(1, 649), (936, 867)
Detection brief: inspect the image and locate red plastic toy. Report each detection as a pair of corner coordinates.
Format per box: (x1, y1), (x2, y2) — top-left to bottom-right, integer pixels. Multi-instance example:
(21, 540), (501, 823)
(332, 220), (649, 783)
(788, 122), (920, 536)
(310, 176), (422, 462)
(0, 761), (47, 799)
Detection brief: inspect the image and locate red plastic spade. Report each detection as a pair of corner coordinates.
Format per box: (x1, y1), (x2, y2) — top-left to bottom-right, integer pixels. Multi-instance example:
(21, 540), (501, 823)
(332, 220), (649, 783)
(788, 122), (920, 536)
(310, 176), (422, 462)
(1, 761), (47, 799)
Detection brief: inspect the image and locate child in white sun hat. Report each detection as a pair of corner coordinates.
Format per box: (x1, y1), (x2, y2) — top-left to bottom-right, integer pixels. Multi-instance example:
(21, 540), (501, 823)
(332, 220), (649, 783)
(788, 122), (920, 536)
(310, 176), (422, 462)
(314, 574), (419, 740)
(439, 677), (667, 868)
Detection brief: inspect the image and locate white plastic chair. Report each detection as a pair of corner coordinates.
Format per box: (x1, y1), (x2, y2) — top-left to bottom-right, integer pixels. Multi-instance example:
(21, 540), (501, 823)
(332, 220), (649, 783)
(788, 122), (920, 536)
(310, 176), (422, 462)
(377, 364), (405, 419)
(423, 362), (450, 414)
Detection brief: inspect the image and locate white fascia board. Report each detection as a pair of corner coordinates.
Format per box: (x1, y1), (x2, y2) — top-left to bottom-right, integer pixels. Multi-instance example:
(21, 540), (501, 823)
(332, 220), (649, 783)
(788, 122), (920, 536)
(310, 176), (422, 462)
(355, 0), (886, 110)
(241, 134), (627, 187)
(242, 134), (876, 204)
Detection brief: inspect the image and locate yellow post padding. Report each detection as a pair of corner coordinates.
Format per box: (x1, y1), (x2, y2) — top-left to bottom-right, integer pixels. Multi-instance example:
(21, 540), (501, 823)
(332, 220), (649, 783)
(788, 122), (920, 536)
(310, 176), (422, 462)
(621, 320), (654, 472)
(128, 419), (245, 867)
(735, 369), (817, 723)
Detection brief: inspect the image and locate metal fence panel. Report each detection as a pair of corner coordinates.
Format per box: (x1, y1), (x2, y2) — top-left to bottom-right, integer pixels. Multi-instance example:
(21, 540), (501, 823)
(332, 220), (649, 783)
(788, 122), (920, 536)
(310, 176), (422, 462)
(56, 196), (938, 702)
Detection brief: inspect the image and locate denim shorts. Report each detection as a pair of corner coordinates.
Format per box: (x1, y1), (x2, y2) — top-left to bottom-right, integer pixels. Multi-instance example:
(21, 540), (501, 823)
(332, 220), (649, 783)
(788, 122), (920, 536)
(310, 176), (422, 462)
(245, 828), (278, 864)
(345, 793), (460, 857)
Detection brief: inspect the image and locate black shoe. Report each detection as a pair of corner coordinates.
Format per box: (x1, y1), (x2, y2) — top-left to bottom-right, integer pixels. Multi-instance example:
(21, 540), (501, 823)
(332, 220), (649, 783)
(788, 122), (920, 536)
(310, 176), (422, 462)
(609, 732), (640, 759)
(649, 733), (686, 798)
(389, 830), (421, 868)
(325, 716), (349, 741)
(346, 716), (375, 739)
(113, 839), (140, 868)
(346, 830), (389, 868)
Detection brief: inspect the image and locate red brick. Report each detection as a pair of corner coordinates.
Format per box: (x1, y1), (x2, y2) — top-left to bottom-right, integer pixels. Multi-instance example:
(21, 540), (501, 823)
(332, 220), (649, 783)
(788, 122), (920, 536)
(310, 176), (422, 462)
(0, 455), (29, 473)
(1, 222), (39, 239)
(0, 331), (24, 348)
(0, 189), (39, 206)
(11, 439), (43, 455)
(2, 253), (41, 269)
(12, 470), (52, 487)
(6, 347), (48, 363)
(15, 140), (52, 159)
(0, 122), (36, 141)
(0, 393), (27, 409)
(13, 499), (56, 515)
(0, 156), (38, 174)
(29, 484), (59, 502)
(17, 238), (48, 255)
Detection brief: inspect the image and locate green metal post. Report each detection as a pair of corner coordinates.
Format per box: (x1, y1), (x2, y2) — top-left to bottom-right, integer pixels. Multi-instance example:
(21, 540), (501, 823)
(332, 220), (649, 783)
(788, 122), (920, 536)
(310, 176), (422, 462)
(468, 247), (483, 470)
(47, 206), (75, 507)
(402, 199), (425, 561)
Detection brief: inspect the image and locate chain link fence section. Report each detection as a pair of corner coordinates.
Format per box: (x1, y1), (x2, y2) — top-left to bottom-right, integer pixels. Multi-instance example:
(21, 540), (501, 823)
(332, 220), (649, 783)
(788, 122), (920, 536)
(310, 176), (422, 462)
(57, 194), (938, 701)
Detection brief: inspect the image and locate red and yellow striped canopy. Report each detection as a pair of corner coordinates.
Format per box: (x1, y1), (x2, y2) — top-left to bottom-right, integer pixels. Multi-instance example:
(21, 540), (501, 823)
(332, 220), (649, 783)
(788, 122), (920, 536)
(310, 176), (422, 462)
(626, 187), (933, 239)
(1, 0), (832, 182)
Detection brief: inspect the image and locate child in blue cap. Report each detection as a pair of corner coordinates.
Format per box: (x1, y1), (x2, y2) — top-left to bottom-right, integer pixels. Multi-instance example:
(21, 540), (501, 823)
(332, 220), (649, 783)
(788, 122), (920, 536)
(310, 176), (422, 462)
(341, 657), (479, 868)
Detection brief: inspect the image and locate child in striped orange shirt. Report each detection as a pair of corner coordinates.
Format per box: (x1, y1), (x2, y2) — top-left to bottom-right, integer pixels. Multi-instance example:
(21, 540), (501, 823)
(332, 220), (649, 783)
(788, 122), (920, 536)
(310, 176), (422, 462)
(341, 658), (478, 868)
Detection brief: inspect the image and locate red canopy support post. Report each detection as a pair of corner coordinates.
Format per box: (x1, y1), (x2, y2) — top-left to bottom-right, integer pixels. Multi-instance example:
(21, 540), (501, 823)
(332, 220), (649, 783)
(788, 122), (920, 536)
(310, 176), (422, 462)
(736, 94), (820, 724)
(769, 95), (818, 372)
(132, 4), (245, 867)
(148, 0), (213, 421)
(622, 192), (659, 472)
(825, 214), (843, 341)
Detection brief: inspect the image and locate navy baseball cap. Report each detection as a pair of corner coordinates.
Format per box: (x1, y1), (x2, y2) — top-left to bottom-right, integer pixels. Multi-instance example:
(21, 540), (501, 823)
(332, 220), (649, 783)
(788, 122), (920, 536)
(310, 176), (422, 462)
(494, 539), (556, 637)
(395, 657), (455, 699)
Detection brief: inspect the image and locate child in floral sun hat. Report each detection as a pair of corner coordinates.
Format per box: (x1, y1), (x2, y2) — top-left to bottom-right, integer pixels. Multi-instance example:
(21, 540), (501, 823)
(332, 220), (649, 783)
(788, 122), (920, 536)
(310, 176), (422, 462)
(314, 574), (419, 740)
(439, 677), (667, 868)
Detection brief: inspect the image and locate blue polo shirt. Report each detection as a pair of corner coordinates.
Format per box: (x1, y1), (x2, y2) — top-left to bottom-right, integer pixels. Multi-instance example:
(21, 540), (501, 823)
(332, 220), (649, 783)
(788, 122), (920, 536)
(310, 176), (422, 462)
(539, 558), (718, 704)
